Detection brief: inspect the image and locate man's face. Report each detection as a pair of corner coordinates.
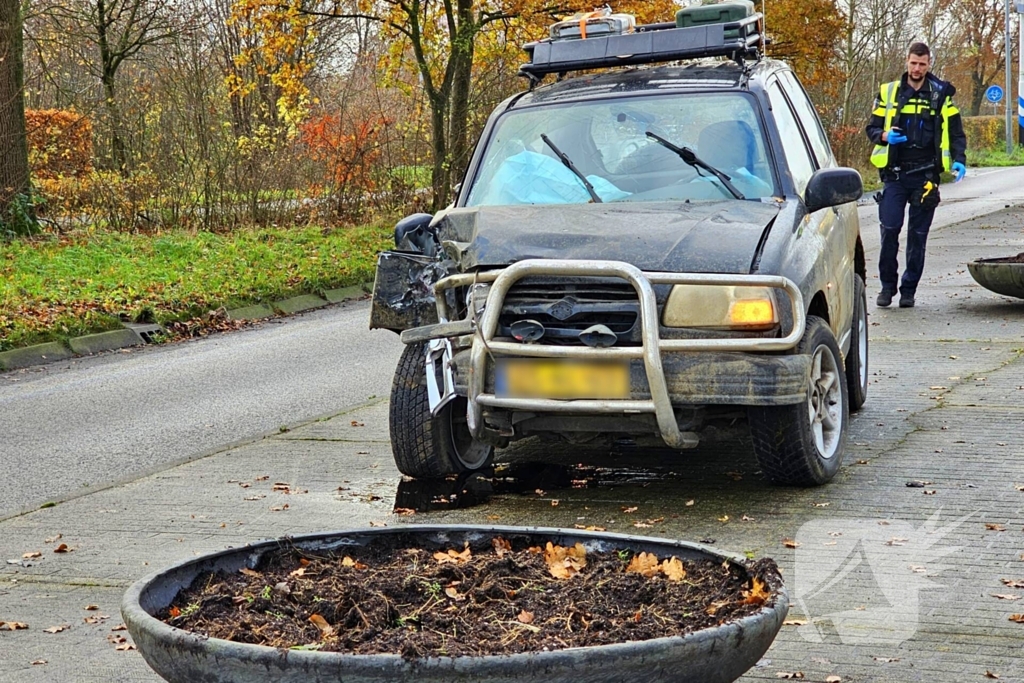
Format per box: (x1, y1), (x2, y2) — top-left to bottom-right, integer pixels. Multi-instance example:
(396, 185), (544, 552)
(906, 53), (931, 82)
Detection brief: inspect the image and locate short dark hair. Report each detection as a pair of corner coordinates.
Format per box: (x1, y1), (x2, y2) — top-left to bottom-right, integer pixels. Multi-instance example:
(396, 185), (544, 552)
(908, 42), (931, 58)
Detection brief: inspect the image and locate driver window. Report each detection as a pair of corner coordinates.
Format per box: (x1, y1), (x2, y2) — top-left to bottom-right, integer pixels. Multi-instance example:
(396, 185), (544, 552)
(767, 82), (815, 196)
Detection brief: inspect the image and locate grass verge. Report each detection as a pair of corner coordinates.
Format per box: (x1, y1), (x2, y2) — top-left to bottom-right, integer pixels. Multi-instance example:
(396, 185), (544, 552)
(0, 221), (393, 352)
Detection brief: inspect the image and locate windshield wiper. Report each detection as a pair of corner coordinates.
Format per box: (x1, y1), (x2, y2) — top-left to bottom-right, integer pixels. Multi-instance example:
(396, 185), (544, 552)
(540, 133), (603, 203)
(645, 131), (746, 200)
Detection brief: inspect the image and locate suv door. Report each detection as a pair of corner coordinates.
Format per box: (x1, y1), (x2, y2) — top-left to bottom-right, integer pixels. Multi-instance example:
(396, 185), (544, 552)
(768, 75), (852, 350)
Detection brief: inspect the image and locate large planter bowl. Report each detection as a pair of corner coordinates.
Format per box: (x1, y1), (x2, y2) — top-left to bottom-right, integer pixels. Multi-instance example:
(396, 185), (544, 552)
(968, 256), (1024, 299)
(122, 525), (788, 683)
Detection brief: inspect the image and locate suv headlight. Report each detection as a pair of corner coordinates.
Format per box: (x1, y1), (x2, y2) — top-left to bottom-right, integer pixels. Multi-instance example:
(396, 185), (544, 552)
(662, 285), (778, 330)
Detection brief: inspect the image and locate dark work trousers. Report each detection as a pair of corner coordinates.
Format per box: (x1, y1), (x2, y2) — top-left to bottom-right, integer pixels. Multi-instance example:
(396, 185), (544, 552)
(877, 169), (938, 297)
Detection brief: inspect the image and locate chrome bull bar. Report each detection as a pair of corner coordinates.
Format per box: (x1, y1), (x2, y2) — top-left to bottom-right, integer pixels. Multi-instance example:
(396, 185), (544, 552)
(434, 259), (805, 449)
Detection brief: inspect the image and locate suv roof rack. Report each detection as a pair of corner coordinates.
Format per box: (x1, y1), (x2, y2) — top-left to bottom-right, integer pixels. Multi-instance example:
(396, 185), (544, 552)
(519, 13), (764, 81)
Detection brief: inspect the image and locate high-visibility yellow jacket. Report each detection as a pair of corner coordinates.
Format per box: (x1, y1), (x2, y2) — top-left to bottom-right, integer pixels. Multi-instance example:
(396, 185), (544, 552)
(866, 74), (966, 174)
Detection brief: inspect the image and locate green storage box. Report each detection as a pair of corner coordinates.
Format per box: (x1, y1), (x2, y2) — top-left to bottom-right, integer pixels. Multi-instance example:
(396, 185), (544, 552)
(676, 0), (755, 39)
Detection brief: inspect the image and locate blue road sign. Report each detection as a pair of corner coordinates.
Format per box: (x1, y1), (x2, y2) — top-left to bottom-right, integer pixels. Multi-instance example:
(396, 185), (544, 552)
(986, 85), (1004, 104)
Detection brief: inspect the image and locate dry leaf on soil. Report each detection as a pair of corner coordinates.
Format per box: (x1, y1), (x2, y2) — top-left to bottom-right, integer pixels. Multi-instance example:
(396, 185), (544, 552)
(341, 556), (368, 570)
(434, 545), (473, 565)
(742, 577), (771, 606)
(309, 614), (334, 638)
(444, 586), (465, 601)
(492, 537), (511, 557)
(517, 610), (535, 624)
(544, 542), (587, 580)
(239, 568), (261, 577)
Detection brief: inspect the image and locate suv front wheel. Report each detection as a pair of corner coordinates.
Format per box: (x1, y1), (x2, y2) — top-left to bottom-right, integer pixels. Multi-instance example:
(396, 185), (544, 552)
(389, 342), (494, 479)
(748, 316), (848, 486)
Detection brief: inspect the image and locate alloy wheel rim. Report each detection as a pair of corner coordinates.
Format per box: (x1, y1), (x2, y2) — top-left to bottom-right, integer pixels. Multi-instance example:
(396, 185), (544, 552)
(807, 344), (842, 459)
(858, 293), (868, 390)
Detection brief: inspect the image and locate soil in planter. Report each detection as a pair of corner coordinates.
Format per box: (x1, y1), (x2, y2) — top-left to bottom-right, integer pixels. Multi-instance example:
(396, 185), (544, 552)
(162, 533), (781, 658)
(984, 252), (1024, 263)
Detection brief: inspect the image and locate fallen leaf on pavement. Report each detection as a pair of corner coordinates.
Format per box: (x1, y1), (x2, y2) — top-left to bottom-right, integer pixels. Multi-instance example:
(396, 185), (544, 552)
(885, 537), (908, 546)
(986, 524), (1007, 532)
(873, 656), (899, 663)
(1003, 579), (1024, 588)
(783, 618), (808, 625)
(43, 624), (69, 633)
(393, 507), (416, 516)
(31, 660), (46, 665)
(985, 672), (1000, 679)
(1008, 614), (1024, 623)
(685, 500), (695, 506)
(992, 594), (1021, 600)
(110, 624), (127, 632)
(775, 673), (804, 679)
(621, 506), (638, 514)
(44, 534), (61, 543)
(573, 524), (606, 531)
(718, 515), (729, 523)
(368, 521), (387, 527)
(825, 676), (842, 683)
(0, 622), (28, 630)
(22, 552), (41, 559)
(269, 504), (289, 512)
(783, 539), (800, 548)
(551, 500), (559, 507)
(84, 615), (110, 624)
(53, 544), (70, 553)
(84, 605), (99, 611)
(115, 643), (136, 651)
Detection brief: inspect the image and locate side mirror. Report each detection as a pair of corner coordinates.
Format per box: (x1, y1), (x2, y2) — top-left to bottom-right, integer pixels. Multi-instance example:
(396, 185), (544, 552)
(804, 167), (863, 213)
(394, 213), (437, 256)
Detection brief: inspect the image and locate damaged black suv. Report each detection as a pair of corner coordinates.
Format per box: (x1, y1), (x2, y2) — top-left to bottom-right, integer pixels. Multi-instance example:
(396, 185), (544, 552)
(370, 9), (867, 486)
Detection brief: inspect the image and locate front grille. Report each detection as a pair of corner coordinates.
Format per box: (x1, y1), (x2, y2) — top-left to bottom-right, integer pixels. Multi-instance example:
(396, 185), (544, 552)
(497, 279), (640, 344)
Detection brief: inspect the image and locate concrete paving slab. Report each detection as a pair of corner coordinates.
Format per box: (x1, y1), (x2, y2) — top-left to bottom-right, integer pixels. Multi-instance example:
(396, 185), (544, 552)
(4, 205), (1024, 682)
(68, 330), (144, 356)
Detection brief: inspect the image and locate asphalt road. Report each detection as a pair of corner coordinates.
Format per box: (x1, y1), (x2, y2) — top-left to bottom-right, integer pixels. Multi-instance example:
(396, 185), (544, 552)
(2, 165), (1023, 520)
(0, 300), (405, 519)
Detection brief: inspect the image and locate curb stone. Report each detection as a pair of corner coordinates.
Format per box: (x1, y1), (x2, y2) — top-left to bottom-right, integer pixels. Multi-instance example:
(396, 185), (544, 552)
(0, 282), (376, 372)
(0, 341), (74, 371)
(68, 328), (145, 355)
(272, 294), (330, 315)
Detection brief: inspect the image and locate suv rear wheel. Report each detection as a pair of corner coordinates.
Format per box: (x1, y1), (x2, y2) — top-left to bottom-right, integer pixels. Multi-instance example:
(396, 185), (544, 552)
(748, 316), (848, 486)
(389, 343), (494, 479)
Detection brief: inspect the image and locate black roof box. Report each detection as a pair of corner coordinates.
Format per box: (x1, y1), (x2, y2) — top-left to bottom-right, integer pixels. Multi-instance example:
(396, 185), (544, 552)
(519, 14), (763, 79)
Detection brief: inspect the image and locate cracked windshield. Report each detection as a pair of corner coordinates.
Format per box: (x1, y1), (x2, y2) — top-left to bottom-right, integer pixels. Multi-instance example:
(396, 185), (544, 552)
(466, 92), (776, 206)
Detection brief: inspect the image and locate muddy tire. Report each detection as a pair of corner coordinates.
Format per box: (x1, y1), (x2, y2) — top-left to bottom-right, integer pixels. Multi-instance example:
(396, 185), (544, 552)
(845, 274), (868, 412)
(748, 316), (848, 486)
(389, 342), (494, 479)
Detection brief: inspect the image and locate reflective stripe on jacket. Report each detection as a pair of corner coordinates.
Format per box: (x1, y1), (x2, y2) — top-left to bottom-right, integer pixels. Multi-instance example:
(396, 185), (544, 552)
(869, 80), (959, 172)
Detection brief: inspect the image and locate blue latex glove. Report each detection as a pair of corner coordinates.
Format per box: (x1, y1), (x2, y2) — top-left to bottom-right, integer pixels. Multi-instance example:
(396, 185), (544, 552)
(886, 128), (907, 145)
(952, 161), (966, 182)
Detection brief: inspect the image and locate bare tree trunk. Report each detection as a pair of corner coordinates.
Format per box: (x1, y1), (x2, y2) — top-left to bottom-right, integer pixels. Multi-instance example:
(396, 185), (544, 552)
(0, 0), (32, 229)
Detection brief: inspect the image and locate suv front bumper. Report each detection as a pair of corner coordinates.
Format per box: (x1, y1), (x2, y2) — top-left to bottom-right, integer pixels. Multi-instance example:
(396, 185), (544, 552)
(430, 259), (806, 449)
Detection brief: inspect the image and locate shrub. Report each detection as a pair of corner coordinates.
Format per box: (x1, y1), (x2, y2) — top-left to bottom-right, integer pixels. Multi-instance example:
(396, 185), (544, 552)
(961, 116), (1003, 151)
(35, 169), (160, 233)
(25, 109), (93, 180)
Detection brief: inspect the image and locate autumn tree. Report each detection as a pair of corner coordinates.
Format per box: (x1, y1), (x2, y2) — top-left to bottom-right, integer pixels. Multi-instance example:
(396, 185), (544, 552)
(0, 0), (34, 235)
(29, 0), (178, 172)
(930, 0), (1006, 116)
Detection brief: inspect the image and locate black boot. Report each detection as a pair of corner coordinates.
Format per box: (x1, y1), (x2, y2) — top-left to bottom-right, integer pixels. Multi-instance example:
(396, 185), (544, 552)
(876, 290), (894, 307)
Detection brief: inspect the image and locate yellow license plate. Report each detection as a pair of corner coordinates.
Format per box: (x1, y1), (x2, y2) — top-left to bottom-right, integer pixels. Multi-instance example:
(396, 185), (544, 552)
(496, 359), (630, 399)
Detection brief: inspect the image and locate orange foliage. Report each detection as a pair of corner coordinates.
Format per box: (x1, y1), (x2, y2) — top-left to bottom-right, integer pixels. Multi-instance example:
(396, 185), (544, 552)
(299, 113), (390, 217)
(25, 109), (93, 180)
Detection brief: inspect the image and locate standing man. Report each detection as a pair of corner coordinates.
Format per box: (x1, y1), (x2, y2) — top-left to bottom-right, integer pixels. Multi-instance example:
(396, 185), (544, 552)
(865, 42), (967, 308)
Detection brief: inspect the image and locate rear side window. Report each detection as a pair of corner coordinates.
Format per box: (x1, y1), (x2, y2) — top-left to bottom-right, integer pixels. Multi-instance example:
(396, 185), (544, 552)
(767, 82), (815, 196)
(778, 71), (834, 168)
